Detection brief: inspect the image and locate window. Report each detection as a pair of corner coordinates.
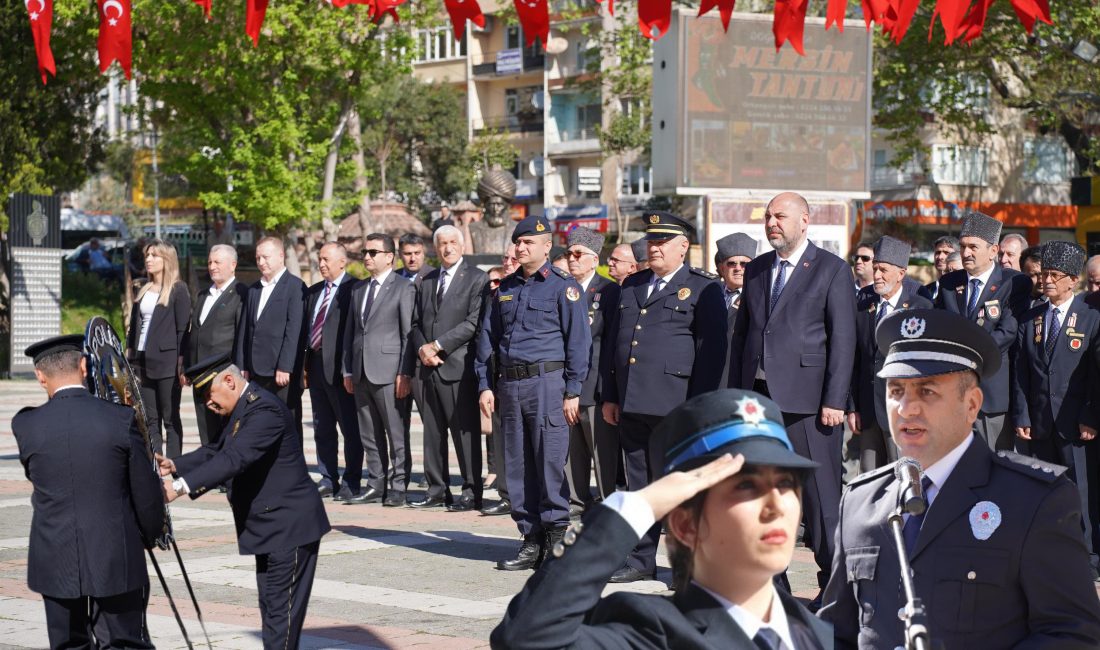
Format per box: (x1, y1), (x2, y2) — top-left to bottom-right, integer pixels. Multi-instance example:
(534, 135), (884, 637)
(872, 149), (924, 188)
(620, 164), (652, 197)
(931, 145), (988, 186)
(575, 39), (591, 74)
(619, 97), (645, 128)
(506, 26), (523, 50)
(1022, 137), (1073, 184)
(414, 27), (466, 62)
(505, 89), (519, 116)
(576, 103), (602, 138)
(926, 74), (990, 112)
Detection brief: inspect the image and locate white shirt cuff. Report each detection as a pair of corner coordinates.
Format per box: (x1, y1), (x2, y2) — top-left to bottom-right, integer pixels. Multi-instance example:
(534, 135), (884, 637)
(601, 491), (657, 539)
(174, 477), (191, 495)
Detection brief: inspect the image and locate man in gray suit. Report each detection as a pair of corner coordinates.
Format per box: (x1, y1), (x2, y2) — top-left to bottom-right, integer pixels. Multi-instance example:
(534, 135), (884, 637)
(342, 233), (416, 507)
(406, 225), (488, 511)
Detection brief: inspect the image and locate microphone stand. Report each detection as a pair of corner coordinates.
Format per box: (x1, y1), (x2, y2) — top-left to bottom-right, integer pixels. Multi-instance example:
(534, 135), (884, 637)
(887, 503), (931, 650)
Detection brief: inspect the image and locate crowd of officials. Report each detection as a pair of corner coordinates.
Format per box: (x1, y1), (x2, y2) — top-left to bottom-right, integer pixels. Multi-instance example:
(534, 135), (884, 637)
(12, 189), (1100, 649)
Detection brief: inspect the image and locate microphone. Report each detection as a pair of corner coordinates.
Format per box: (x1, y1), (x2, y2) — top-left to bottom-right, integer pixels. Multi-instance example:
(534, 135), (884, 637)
(894, 457), (927, 516)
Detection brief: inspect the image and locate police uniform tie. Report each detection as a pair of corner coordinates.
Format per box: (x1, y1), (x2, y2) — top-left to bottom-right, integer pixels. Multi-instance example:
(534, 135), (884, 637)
(309, 281), (332, 350)
(436, 268), (448, 307)
(753, 626), (786, 650)
(725, 288), (740, 310)
(876, 299), (890, 324)
(770, 261), (790, 312)
(966, 278), (982, 319)
(902, 476), (934, 555)
(648, 276), (665, 299)
(1045, 306), (1061, 359)
(362, 279), (378, 321)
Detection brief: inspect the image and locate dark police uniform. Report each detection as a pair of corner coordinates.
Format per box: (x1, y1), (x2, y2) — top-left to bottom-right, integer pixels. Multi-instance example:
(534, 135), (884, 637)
(173, 356), (331, 649)
(600, 212), (727, 580)
(475, 215), (591, 568)
(13, 335), (164, 649)
(819, 309), (1100, 649)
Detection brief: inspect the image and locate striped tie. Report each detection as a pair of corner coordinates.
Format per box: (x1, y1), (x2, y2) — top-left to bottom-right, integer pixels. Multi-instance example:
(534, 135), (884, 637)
(309, 282), (332, 350)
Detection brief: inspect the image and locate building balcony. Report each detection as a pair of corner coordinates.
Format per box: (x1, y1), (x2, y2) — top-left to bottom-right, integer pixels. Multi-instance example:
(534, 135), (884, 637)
(472, 115), (544, 136)
(547, 126), (600, 156)
(871, 166), (925, 191)
(471, 49), (545, 77)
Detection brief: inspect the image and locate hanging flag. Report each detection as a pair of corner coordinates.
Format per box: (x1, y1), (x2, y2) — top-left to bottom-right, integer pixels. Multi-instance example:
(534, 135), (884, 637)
(772, 0), (808, 54)
(881, 0), (921, 43)
(860, 0), (889, 29)
(245, 0), (268, 46)
(513, 0), (549, 46)
(697, 0), (736, 32)
(372, 0), (406, 23)
(825, 0), (846, 31)
(933, 0), (969, 43)
(958, 0), (995, 42)
(193, 0), (211, 19)
(1007, 0), (1051, 33)
(443, 0), (484, 39)
(97, 0), (132, 79)
(25, 0), (56, 84)
(637, 0), (671, 39)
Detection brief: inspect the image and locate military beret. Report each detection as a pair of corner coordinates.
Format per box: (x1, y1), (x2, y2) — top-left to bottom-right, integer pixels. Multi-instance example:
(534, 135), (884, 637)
(715, 233), (758, 262)
(653, 389), (818, 475)
(873, 236), (912, 269)
(631, 238), (648, 262)
(642, 211), (694, 241)
(566, 226), (604, 257)
(877, 309), (1000, 380)
(184, 353), (233, 392)
(24, 334), (85, 364)
(511, 215), (552, 243)
(1040, 240), (1086, 277)
(959, 211), (1003, 245)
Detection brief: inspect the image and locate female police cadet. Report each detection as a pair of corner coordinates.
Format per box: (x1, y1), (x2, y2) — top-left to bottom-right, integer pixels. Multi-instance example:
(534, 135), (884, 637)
(491, 389), (832, 649)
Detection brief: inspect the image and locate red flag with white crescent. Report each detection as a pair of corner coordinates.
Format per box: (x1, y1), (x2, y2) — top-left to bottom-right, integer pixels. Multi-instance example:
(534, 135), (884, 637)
(97, 0), (132, 79)
(513, 0), (549, 46)
(25, 0), (55, 84)
(697, 0), (736, 32)
(637, 0), (671, 39)
(245, 0), (268, 46)
(443, 0), (484, 39)
(772, 0), (808, 54)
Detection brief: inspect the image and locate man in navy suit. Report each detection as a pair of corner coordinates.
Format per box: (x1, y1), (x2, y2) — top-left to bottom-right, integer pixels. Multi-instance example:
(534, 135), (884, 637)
(236, 236), (305, 413)
(934, 211), (1031, 451)
(918, 235), (958, 302)
(728, 191), (857, 592)
(848, 236), (932, 472)
(1012, 241), (1100, 577)
(303, 242), (362, 501)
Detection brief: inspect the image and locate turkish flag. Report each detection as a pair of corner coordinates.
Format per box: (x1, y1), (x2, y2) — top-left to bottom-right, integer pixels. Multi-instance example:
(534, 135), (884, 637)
(513, 0), (549, 46)
(25, 0), (55, 84)
(697, 0), (736, 32)
(245, 0), (268, 46)
(772, 0), (808, 54)
(824, 0), (846, 31)
(372, 0), (406, 23)
(97, 0), (132, 79)
(933, 0), (970, 43)
(637, 0), (671, 39)
(860, 0), (889, 29)
(193, 0), (211, 18)
(1007, 0), (1051, 33)
(443, 0), (484, 39)
(881, 0), (921, 43)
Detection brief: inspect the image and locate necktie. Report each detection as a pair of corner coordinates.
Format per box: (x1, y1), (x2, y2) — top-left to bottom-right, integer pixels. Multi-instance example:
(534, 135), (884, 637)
(1045, 307), (1061, 358)
(362, 279), (378, 322)
(876, 299), (889, 324)
(902, 476), (934, 555)
(753, 627), (784, 650)
(436, 269), (448, 306)
(770, 261), (789, 312)
(725, 289), (737, 309)
(309, 282), (332, 350)
(966, 278), (982, 318)
(649, 276), (665, 299)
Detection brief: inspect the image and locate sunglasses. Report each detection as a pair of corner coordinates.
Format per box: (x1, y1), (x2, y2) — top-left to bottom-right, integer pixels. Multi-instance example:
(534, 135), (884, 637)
(364, 249), (390, 258)
(489, 279), (501, 286)
(852, 255), (872, 263)
(724, 260), (748, 269)
(568, 250), (595, 260)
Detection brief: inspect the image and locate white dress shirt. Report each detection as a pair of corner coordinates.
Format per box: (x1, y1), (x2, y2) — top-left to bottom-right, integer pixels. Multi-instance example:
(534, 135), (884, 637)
(647, 264), (684, 299)
(137, 290), (159, 352)
(256, 268), (287, 320)
(437, 258), (463, 302)
(310, 272), (347, 323)
(966, 265), (996, 308)
(771, 237), (810, 287)
(199, 277), (236, 326)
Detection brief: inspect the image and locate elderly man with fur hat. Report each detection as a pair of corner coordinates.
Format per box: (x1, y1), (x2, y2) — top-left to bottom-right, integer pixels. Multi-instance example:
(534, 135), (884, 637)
(933, 211), (1032, 451)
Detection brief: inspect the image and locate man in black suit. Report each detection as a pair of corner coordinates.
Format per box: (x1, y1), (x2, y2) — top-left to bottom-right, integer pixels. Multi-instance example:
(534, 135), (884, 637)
(934, 211), (1031, 451)
(395, 233), (432, 487)
(848, 236), (932, 472)
(14, 336), (164, 649)
(714, 232), (758, 387)
(183, 243), (247, 445)
(303, 242), (362, 501)
(342, 233), (416, 507)
(918, 235), (958, 302)
(236, 236), (305, 410)
(728, 191), (857, 593)
(562, 226), (620, 514)
(162, 356), (331, 649)
(820, 309), (1100, 648)
(406, 225), (488, 511)
(1012, 241), (1100, 576)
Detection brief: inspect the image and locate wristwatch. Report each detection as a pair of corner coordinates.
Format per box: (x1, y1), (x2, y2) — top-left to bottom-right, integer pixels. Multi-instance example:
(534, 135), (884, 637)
(564, 392), (580, 399)
(171, 478), (188, 497)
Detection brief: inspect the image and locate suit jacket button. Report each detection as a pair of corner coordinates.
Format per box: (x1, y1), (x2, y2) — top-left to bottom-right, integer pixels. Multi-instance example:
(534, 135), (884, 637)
(640, 309), (647, 315)
(967, 571), (977, 580)
(631, 340), (638, 347)
(629, 357), (636, 364)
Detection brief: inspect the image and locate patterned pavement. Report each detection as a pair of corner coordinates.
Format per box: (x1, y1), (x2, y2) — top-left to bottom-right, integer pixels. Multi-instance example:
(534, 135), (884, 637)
(0, 380), (822, 649)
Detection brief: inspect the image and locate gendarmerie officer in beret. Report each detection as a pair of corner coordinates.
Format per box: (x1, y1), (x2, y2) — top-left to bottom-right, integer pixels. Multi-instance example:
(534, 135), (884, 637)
(933, 211), (1032, 451)
(714, 232), (758, 386)
(475, 214), (591, 570)
(1011, 240), (1100, 577)
(848, 236), (931, 472)
(13, 335), (164, 649)
(819, 309), (1100, 648)
(158, 354), (331, 649)
(492, 389), (832, 649)
(600, 211), (728, 583)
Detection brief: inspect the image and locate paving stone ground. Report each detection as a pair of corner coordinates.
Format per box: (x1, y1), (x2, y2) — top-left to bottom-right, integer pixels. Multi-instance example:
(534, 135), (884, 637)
(0, 379), (823, 649)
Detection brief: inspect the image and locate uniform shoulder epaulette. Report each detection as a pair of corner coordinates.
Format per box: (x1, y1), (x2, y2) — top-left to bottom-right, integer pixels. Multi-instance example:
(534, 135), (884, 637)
(992, 450), (1066, 483)
(552, 266), (571, 279)
(690, 266), (718, 280)
(845, 462), (896, 488)
(247, 391), (261, 403)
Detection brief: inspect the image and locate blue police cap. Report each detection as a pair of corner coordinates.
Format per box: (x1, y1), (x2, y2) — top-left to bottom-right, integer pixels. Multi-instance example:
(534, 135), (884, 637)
(184, 353), (234, 392)
(876, 309), (1000, 380)
(653, 389), (818, 475)
(511, 215), (552, 243)
(642, 211), (694, 241)
(24, 334), (84, 364)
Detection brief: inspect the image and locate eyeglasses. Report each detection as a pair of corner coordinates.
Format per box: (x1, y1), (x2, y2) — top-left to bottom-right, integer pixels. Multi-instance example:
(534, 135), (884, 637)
(502, 255), (518, 263)
(1040, 270), (1071, 282)
(852, 255), (872, 263)
(489, 279), (501, 286)
(608, 256), (632, 265)
(364, 249), (389, 258)
(724, 260), (748, 269)
(568, 250), (594, 260)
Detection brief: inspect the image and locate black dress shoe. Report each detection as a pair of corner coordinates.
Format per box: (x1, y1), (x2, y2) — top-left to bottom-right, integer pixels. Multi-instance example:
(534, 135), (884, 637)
(317, 483), (334, 498)
(408, 494), (447, 508)
(333, 486), (358, 502)
(382, 492), (406, 507)
(480, 499), (511, 516)
(608, 565), (652, 583)
(344, 487), (383, 504)
(446, 496), (482, 512)
(496, 534), (543, 571)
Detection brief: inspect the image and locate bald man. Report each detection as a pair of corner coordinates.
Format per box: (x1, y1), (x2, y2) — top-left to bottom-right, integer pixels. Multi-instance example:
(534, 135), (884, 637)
(606, 244), (638, 284)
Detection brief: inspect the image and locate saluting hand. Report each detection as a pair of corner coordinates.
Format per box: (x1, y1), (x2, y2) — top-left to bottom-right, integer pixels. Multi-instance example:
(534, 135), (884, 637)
(155, 453), (176, 477)
(637, 454), (744, 521)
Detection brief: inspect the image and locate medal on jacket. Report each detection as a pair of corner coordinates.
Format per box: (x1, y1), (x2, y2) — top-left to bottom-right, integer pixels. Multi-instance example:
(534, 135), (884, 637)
(1034, 316), (1043, 344)
(969, 501), (1002, 540)
(678, 288), (691, 300)
(1069, 312), (1078, 329)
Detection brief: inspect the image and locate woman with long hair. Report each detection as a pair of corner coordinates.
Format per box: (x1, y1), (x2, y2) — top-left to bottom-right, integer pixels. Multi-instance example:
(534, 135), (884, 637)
(127, 239), (192, 457)
(492, 389), (832, 649)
